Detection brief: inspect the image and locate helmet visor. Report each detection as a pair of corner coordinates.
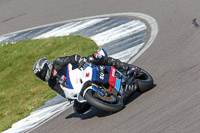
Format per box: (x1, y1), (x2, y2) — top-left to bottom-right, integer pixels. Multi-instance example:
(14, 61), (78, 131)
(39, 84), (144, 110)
(36, 70), (47, 81)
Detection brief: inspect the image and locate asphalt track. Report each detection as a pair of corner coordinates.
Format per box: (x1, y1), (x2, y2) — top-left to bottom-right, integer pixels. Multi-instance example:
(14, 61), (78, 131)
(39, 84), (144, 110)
(1, 0), (200, 133)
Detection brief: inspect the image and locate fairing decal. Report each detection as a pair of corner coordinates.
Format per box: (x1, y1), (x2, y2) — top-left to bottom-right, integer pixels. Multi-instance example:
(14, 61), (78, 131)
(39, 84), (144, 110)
(109, 66), (121, 92)
(60, 65), (74, 89)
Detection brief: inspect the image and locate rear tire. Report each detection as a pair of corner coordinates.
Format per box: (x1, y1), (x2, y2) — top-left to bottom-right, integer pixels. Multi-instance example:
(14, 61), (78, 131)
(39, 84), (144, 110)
(84, 89), (124, 112)
(136, 67), (154, 92)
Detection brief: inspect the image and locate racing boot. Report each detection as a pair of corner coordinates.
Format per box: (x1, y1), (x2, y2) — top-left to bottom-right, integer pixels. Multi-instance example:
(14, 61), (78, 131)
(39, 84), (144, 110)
(127, 65), (143, 78)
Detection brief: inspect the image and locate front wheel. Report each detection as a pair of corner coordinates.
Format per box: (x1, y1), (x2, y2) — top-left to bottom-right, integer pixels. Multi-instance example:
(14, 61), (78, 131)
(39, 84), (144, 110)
(84, 89), (124, 112)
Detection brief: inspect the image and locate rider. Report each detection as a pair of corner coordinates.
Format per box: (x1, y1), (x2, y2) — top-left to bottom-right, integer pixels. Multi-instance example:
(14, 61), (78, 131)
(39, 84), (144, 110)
(33, 50), (136, 114)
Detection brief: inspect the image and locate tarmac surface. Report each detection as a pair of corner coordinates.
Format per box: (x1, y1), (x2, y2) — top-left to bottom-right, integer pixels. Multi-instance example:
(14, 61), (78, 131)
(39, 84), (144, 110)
(1, 0), (200, 133)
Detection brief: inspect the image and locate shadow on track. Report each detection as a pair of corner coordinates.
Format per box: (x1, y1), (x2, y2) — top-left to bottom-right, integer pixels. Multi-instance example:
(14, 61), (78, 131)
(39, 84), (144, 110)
(125, 83), (156, 105)
(64, 93), (142, 120)
(65, 107), (112, 120)
(65, 84), (156, 120)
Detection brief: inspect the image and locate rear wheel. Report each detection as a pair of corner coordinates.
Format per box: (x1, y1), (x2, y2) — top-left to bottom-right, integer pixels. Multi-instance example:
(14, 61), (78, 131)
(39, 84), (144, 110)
(136, 67), (154, 92)
(84, 89), (124, 112)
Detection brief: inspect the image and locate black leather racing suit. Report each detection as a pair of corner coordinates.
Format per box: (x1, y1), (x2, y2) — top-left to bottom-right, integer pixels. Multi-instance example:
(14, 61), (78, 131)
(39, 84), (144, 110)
(48, 54), (132, 114)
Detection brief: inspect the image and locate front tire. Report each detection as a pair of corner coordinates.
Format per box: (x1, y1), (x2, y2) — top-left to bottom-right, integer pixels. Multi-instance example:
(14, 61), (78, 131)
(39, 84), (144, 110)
(84, 89), (124, 112)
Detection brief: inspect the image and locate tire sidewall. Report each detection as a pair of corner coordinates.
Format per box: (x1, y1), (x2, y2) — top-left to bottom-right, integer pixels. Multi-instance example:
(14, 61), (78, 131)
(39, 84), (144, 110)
(84, 89), (124, 112)
(137, 67), (154, 92)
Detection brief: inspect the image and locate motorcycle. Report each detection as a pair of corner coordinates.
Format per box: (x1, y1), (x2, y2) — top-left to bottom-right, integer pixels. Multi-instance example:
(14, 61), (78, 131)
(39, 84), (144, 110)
(56, 49), (154, 112)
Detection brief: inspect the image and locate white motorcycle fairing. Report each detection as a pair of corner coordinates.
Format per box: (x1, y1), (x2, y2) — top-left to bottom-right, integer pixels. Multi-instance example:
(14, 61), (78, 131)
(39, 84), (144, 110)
(59, 48), (108, 103)
(59, 63), (93, 103)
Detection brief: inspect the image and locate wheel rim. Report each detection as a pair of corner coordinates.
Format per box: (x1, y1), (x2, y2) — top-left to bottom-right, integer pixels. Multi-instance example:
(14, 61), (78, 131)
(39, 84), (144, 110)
(96, 93), (117, 103)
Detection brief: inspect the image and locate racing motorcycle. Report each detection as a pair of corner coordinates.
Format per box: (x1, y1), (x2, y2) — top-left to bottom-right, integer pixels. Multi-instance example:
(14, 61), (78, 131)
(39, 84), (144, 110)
(56, 49), (154, 112)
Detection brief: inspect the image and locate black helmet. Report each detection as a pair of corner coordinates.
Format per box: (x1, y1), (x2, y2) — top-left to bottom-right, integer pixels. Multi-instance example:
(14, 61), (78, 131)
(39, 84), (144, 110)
(33, 57), (53, 82)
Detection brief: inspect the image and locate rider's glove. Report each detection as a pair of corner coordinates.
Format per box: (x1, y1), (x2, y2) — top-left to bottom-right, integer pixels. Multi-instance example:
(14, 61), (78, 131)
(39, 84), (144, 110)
(93, 53), (102, 59)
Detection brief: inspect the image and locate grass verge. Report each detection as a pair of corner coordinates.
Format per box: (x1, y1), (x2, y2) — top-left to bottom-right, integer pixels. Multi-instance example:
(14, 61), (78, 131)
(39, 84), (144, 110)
(0, 35), (98, 132)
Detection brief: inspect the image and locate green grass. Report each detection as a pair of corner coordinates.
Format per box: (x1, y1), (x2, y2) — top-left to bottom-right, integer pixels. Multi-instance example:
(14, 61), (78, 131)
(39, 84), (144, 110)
(0, 35), (98, 132)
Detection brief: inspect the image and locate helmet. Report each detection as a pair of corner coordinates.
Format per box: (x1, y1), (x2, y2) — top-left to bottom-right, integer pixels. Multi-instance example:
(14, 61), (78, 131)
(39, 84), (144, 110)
(33, 57), (53, 82)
